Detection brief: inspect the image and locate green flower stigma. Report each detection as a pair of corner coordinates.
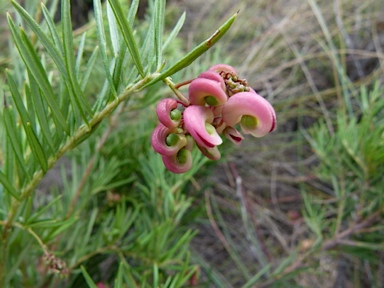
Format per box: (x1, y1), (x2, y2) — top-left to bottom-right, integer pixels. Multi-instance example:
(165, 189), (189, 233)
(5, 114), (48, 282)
(166, 133), (180, 146)
(176, 148), (189, 164)
(204, 95), (219, 106)
(205, 123), (216, 135)
(241, 115), (258, 129)
(170, 109), (181, 121)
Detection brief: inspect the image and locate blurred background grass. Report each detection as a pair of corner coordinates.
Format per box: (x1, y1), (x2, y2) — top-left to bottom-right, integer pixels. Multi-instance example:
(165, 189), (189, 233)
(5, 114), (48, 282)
(165, 0), (384, 287)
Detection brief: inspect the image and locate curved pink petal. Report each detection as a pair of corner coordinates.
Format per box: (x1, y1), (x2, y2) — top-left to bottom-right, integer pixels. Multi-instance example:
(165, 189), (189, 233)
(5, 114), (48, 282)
(196, 143), (221, 160)
(162, 148), (192, 174)
(151, 124), (187, 156)
(188, 78), (228, 107)
(222, 92), (276, 137)
(208, 64), (237, 75)
(223, 126), (244, 145)
(156, 98), (181, 128)
(198, 71), (226, 90)
(183, 105), (222, 148)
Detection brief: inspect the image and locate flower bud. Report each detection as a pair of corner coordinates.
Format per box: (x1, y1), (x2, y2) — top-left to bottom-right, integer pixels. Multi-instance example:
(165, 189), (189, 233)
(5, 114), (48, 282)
(196, 143), (221, 160)
(223, 126), (244, 145)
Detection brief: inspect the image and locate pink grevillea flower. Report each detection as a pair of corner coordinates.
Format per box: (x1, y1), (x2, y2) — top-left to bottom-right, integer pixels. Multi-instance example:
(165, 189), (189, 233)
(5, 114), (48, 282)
(188, 78), (228, 106)
(208, 64), (237, 75)
(162, 148), (193, 174)
(183, 105), (222, 148)
(151, 124), (187, 156)
(223, 126), (244, 145)
(222, 91), (276, 137)
(198, 71), (226, 90)
(156, 98), (181, 128)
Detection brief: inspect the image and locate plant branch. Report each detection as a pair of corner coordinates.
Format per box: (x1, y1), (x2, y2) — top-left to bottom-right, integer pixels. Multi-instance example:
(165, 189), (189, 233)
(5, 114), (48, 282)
(66, 102), (128, 219)
(2, 73), (158, 239)
(163, 77), (190, 105)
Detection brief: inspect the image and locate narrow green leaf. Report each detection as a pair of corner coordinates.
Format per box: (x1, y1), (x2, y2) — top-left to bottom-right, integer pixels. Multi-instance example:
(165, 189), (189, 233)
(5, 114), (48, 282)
(41, 3), (64, 55)
(27, 219), (62, 229)
(162, 12), (185, 51)
(108, 0), (145, 77)
(112, 42), (127, 89)
(3, 98), (30, 181)
(115, 262), (124, 288)
(24, 84), (36, 131)
(47, 0), (60, 19)
(26, 195), (63, 223)
(0, 169), (20, 201)
(144, 11), (238, 88)
(5, 241), (33, 284)
(93, 0), (117, 98)
(7, 15), (70, 134)
(127, 0), (139, 25)
(154, 0), (165, 69)
(82, 209), (98, 246)
(6, 71), (48, 172)
(46, 216), (77, 239)
(11, 0), (68, 80)
(106, 1), (120, 56)
(80, 266), (98, 288)
(81, 47), (100, 91)
(153, 263), (159, 287)
(4, 127), (15, 186)
(28, 71), (55, 152)
(75, 32), (87, 76)
(61, 0), (93, 124)
(141, 18), (155, 71)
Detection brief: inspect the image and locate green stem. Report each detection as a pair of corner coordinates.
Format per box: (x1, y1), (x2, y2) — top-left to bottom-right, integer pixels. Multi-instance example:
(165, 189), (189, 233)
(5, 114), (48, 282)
(163, 77), (190, 105)
(0, 73), (158, 282)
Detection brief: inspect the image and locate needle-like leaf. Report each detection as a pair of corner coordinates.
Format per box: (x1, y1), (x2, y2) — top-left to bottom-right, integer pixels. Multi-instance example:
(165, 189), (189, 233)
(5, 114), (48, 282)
(7, 14), (70, 134)
(0, 169), (20, 201)
(61, 0), (93, 125)
(154, 0), (165, 69)
(106, 1), (120, 57)
(162, 12), (185, 51)
(11, 0), (67, 80)
(143, 11), (238, 88)
(28, 71), (55, 152)
(3, 101), (30, 181)
(108, 0), (145, 77)
(93, 0), (117, 98)
(6, 71), (48, 172)
(41, 3), (64, 55)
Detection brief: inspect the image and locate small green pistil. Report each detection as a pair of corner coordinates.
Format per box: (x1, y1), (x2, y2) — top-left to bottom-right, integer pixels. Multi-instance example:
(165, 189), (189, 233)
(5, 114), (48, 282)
(241, 115), (258, 129)
(204, 95), (219, 106)
(177, 148), (189, 164)
(166, 133), (180, 146)
(205, 123), (216, 135)
(170, 109), (181, 121)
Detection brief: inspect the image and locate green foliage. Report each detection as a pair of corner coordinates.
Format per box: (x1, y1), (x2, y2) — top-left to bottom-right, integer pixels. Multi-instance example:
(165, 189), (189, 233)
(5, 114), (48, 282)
(0, 0), (235, 287)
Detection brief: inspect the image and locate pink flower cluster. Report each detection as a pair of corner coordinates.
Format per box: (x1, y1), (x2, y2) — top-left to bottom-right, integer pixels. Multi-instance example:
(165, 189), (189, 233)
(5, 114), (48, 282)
(151, 64), (276, 173)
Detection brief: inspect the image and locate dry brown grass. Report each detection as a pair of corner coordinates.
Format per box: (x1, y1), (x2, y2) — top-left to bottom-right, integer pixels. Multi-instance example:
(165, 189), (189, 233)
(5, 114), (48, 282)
(166, 0), (384, 286)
